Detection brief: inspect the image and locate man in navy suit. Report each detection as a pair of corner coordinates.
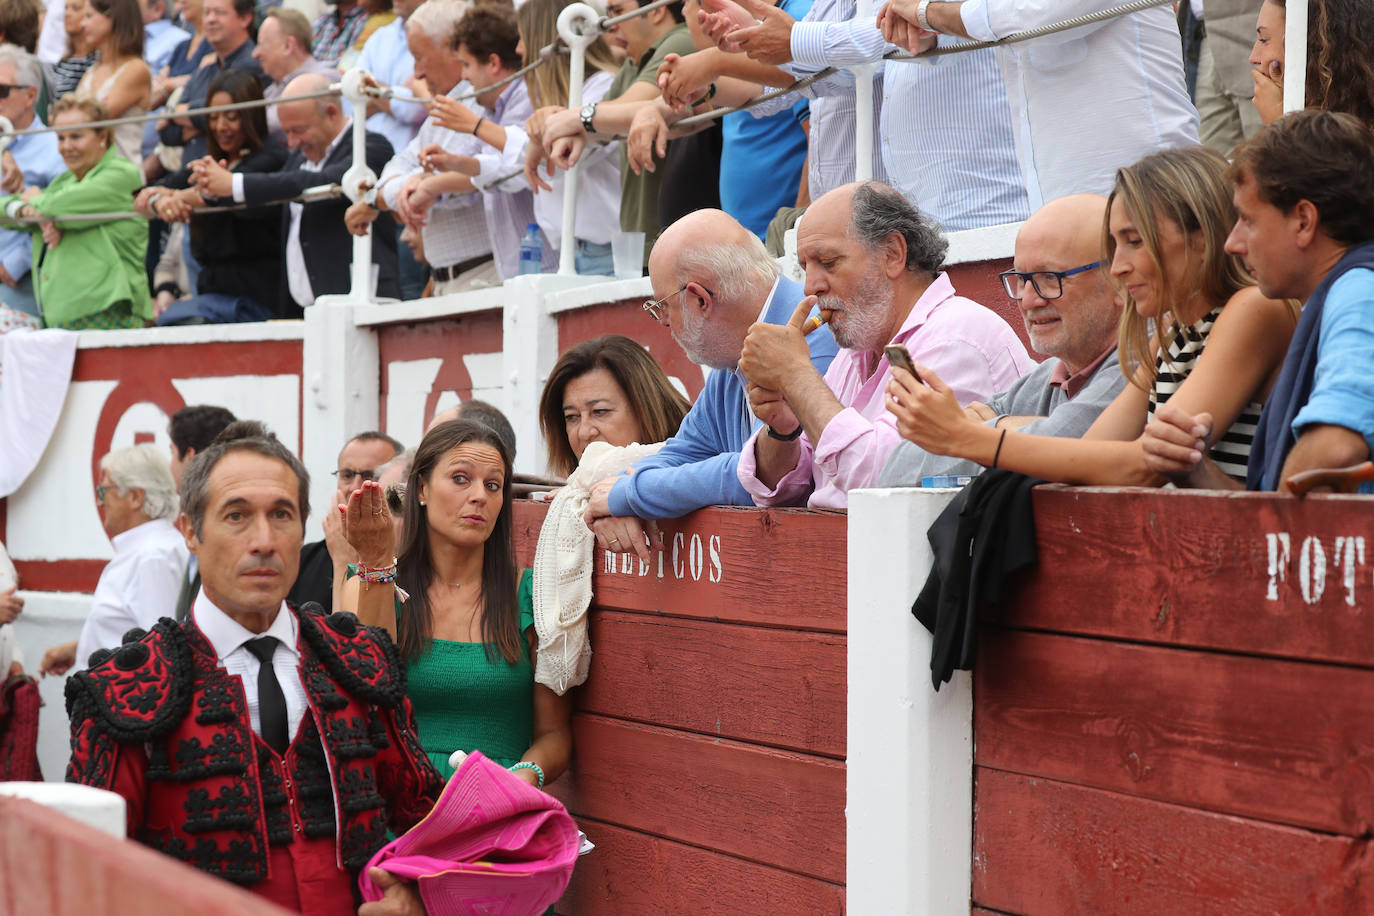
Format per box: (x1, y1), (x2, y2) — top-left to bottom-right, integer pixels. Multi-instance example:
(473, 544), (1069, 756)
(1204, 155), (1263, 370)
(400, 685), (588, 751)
(195, 73), (400, 315)
(582, 208), (840, 557)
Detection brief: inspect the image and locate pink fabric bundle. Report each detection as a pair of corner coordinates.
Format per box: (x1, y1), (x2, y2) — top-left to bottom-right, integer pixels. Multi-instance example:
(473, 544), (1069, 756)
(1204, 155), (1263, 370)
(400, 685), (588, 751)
(358, 751), (579, 915)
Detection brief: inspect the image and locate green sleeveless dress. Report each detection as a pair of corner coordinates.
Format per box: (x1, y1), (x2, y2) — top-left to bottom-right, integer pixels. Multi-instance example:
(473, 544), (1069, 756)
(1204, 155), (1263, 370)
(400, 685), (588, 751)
(403, 570), (536, 780)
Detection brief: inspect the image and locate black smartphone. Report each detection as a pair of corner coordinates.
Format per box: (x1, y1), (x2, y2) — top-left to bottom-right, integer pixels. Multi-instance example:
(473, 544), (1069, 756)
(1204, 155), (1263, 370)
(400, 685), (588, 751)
(884, 345), (923, 383)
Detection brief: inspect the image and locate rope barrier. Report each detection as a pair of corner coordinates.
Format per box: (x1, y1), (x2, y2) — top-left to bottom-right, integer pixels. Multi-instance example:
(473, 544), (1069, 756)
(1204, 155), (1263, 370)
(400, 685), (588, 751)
(674, 0), (1171, 128)
(2, 184), (342, 224)
(596, 0), (680, 31)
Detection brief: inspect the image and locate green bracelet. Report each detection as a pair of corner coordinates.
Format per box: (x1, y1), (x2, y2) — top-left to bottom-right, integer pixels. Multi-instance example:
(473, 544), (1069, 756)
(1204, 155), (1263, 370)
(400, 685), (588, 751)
(509, 761), (544, 788)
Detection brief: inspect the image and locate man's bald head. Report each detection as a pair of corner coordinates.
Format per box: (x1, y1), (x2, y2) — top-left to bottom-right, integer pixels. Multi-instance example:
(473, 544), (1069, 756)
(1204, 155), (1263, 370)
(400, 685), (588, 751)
(1010, 193), (1120, 373)
(277, 74), (345, 164)
(647, 209), (780, 370)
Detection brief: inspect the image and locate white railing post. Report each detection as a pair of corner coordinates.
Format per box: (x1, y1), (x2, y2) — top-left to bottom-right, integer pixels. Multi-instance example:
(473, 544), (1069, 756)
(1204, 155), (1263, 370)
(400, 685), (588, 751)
(556, 4), (600, 276)
(847, 487), (973, 915)
(850, 0), (875, 181)
(338, 69), (379, 302)
(1282, 0), (1307, 114)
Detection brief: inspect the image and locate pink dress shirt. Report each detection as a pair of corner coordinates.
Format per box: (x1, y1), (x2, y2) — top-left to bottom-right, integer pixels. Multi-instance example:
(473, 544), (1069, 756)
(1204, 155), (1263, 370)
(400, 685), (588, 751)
(737, 272), (1033, 508)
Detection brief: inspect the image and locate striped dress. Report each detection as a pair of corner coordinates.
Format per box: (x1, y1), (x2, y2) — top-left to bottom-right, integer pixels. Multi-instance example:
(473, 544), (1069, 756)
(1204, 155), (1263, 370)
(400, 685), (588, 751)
(1148, 307), (1263, 481)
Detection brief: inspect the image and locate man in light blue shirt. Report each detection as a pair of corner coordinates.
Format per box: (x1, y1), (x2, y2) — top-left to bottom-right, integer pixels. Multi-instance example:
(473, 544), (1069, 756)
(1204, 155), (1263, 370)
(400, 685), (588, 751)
(583, 209), (838, 556)
(355, 0), (428, 158)
(0, 47), (63, 319)
(141, 0), (190, 75)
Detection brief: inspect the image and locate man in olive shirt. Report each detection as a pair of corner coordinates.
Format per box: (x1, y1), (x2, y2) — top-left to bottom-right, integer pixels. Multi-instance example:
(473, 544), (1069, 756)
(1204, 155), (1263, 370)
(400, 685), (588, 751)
(534, 0), (695, 262)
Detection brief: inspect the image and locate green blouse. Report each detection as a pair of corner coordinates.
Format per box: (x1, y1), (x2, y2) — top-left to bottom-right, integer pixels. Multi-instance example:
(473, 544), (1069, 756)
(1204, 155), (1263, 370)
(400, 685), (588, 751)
(404, 569), (536, 779)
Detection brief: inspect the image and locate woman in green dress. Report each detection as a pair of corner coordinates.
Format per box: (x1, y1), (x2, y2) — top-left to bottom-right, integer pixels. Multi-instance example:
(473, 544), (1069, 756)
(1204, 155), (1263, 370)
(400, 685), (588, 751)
(346, 418), (572, 785)
(0, 94), (148, 329)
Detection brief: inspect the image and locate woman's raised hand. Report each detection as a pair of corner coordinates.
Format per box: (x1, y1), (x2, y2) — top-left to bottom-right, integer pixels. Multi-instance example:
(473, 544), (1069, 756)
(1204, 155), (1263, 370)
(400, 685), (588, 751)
(339, 480), (397, 567)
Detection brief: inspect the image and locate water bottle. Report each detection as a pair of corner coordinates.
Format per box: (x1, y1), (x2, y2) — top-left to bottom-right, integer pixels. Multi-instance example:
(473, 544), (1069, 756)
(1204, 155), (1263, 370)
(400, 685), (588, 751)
(518, 223), (542, 276)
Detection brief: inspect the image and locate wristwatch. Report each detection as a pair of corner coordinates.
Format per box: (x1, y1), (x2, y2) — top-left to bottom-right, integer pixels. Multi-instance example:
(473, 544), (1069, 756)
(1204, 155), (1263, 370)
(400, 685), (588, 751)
(916, 0), (934, 30)
(579, 102), (597, 133)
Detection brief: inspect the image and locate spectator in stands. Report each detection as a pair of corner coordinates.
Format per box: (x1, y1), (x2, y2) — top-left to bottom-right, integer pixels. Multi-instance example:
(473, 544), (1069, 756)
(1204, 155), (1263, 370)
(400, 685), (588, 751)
(159, 0), (263, 164)
(195, 72), (400, 313)
(140, 0), (188, 75)
(353, 0), (428, 297)
(878, 194), (1127, 486)
(38, 444), (187, 675)
(0, 46), (63, 322)
(539, 334), (691, 477)
(1184, 0), (1264, 156)
(168, 403), (237, 618)
(148, 0), (209, 112)
(533, 0), (697, 265)
(875, 0), (1198, 210)
(254, 8), (340, 140)
(889, 145), (1297, 486)
(417, 2), (552, 279)
(699, 0), (1028, 231)
(736, 181), (1031, 508)
(0, 95), (149, 329)
(1144, 112), (1374, 492)
(340, 0), (395, 69)
(344, 0), (496, 294)
(77, 0), (153, 168)
(48, 0), (97, 97)
(0, 0), (40, 53)
(64, 425), (442, 912)
(288, 429), (402, 612)
(1248, 0), (1374, 126)
(138, 69), (288, 323)
(342, 418), (573, 784)
(581, 209), (837, 559)
(311, 0), (367, 68)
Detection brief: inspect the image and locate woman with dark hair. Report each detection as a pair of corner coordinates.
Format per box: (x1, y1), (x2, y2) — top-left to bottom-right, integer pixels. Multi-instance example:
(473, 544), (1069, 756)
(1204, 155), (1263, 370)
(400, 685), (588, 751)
(342, 419), (573, 785)
(1249, 0), (1374, 126)
(538, 334), (691, 476)
(75, 0), (150, 167)
(141, 69), (287, 323)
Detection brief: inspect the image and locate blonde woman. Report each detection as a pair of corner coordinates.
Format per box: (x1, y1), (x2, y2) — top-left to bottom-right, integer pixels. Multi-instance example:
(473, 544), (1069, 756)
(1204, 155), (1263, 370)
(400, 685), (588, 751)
(887, 146), (1298, 486)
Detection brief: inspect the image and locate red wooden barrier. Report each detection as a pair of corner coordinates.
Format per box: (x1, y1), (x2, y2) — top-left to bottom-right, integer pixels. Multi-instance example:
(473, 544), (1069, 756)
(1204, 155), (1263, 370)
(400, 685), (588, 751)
(0, 797), (287, 915)
(973, 487), (1374, 914)
(512, 502), (847, 915)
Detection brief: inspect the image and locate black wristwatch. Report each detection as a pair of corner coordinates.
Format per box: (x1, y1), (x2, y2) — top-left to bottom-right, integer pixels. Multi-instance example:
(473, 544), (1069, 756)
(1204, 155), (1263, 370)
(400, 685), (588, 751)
(767, 424), (804, 441)
(579, 102), (597, 133)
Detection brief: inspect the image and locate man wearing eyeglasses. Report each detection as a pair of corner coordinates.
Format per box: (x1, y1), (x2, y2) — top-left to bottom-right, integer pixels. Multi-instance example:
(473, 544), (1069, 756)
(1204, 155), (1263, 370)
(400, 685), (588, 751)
(878, 193), (1126, 486)
(287, 430), (403, 612)
(39, 445), (188, 676)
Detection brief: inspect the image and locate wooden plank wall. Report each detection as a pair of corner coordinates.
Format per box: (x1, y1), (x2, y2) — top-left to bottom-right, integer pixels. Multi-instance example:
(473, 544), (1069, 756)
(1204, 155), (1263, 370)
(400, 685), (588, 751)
(512, 502), (847, 915)
(972, 487), (1374, 914)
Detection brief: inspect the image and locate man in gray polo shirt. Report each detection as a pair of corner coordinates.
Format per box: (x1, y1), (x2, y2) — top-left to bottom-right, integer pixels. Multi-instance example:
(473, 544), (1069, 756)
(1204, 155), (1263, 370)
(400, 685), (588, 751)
(878, 194), (1126, 486)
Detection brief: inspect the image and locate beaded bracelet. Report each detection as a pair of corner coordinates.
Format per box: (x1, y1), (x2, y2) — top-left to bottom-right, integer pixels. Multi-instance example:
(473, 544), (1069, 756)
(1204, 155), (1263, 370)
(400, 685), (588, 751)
(509, 761), (545, 788)
(347, 561), (411, 602)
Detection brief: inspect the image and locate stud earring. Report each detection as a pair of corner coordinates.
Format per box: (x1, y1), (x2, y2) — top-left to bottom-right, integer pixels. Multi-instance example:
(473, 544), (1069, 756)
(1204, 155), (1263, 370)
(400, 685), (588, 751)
(418, 499), (425, 506)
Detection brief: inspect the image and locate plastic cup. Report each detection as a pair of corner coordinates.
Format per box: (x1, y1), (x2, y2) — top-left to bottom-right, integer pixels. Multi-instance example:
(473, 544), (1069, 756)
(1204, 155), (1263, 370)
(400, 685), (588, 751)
(611, 231), (645, 280)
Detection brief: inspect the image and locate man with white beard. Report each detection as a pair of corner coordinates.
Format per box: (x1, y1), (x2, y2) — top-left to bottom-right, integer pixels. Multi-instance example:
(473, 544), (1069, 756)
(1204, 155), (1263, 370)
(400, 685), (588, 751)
(581, 209), (838, 559)
(735, 181), (1033, 509)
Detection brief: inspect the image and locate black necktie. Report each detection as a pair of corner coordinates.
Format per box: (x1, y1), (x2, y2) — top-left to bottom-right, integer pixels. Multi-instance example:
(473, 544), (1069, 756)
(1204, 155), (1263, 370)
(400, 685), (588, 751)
(245, 637), (289, 754)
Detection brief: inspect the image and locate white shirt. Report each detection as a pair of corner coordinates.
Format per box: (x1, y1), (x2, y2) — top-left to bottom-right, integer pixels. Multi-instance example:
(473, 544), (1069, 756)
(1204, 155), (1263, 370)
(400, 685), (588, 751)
(192, 590), (309, 745)
(74, 518), (189, 670)
(287, 119), (352, 308)
(477, 69), (623, 251)
(355, 18), (428, 155)
(958, 0), (1199, 208)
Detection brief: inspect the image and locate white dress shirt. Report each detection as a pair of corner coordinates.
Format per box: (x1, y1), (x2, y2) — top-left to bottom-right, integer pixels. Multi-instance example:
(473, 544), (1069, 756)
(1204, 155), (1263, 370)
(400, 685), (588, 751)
(75, 518), (189, 669)
(287, 119), (352, 308)
(355, 17), (428, 155)
(958, 0), (1199, 208)
(192, 590), (309, 745)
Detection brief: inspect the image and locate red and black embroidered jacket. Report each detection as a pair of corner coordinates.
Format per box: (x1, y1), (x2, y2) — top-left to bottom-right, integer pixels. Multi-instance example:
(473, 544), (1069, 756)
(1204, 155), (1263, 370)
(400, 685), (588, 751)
(64, 605), (443, 886)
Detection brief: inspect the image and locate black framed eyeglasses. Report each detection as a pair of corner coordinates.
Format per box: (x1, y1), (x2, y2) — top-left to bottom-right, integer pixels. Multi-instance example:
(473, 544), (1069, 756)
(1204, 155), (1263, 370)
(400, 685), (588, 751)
(999, 260), (1107, 301)
(0, 84), (31, 100)
(331, 467), (379, 484)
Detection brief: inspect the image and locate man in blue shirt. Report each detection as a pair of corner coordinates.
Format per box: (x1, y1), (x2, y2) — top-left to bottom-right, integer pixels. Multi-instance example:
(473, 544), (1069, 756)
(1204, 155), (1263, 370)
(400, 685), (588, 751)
(140, 0), (190, 76)
(1144, 110), (1374, 493)
(583, 208), (838, 557)
(0, 46), (63, 319)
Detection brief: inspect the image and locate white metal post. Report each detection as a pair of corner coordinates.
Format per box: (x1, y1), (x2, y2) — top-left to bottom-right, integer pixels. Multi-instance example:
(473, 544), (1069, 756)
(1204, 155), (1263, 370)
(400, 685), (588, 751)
(847, 487), (973, 915)
(851, 0), (875, 181)
(338, 70), (379, 302)
(1282, 0), (1307, 114)
(556, 4), (600, 276)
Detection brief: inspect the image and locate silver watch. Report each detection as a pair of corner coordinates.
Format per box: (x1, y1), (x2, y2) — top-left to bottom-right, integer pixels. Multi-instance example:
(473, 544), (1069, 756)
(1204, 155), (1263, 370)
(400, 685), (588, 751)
(579, 102), (597, 133)
(916, 0), (934, 30)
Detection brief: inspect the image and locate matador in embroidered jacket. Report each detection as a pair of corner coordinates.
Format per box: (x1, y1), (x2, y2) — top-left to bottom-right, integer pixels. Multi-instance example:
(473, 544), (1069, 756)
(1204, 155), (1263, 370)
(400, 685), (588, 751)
(64, 423), (444, 915)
